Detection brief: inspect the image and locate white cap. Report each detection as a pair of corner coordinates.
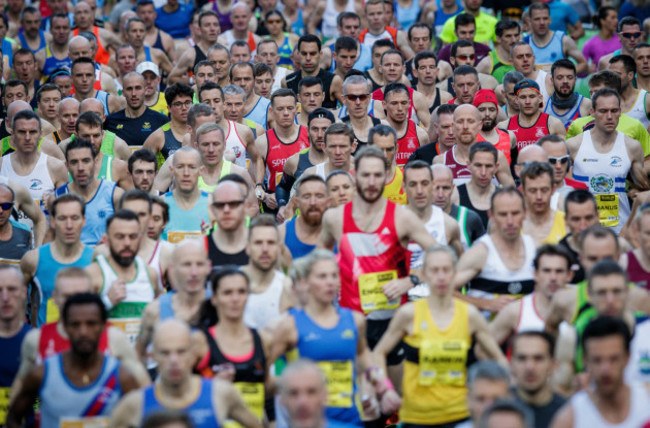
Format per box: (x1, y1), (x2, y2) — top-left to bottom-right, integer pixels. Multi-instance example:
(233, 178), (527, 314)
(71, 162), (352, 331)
(136, 61), (159, 76)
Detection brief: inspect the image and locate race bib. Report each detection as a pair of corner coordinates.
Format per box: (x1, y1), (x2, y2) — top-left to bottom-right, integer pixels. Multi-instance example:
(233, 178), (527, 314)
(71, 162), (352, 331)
(108, 317), (141, 345)
(419, 339), (468, 387)
(60, 417), (110, 428)
(166, 231), (202, 244)
(224, 382), (265, 428)
(46, 298), (60, 324)
(317, 361), (353, 408)
(129, 145), (143, 154)
(0, 387), (9, 425)
(358, 270), (399, 313)
(595, 194), (619, 227)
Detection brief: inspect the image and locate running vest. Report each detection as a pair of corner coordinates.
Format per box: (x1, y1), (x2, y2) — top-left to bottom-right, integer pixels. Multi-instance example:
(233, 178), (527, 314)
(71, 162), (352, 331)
(477, 128), (512, 164)
(515, 293), (545, 333)
(396, 121), (420, 166)
(534, 69), (551, 103)
(457, 184), (488, 228)
(401, 299), (470, 425)
(197, 161), (233, 193)
(524, 31), (565, 72)
(290, 307), (362, 426)
(159, 123), (182, 167)
(0, 323), (30, 425)
(197, 327), (266, 426)
(507, 113), (551, 151)
(243, 271), (286, 330)
(18, 30), (46, 53)
(443, 146), (472, 185)
(408, 205), (447, 271)
(571, 383), (650, 428)
(295, 149), (315, 178)
(163, 191), (210, 243)
(284, 217), (316, 259)
(542, 211), (567, 244)
(73, 27), (110, 65)
(395, 0), (421, 30)
(489, 50), (515, 84)
(223, 30), (257, 52)
(382, 166), (407, 205)
(68, 131), (117, 157)
(544, 94), (584, 129)
(193, 44), (208, 70)
(55, 180), (116, 246)
(211, 1), (233, 32)
(0, 136), (44, 156)
(40, 354), (123, 427)
(243, 96), (270, 131)
(97, 254), (155, 344)
(225, 120), (249, 169)
(273, 34), (293, 69)
(338, 201), (408, 319)
(341, 116), (381, 150)
(42, 45), (71, 78)
(37, 321), (109, 364)
(625, 250), (650, 289)
(142, 379), (220, 428)
(322, 0), (355, 39)
(33, 243), (95, 326)
(66, 154), (113, 182)
(623, 89), (650, 131)
(572, 130), (631, 233)
(205, 232), (249, 268)
(285, 69), (337, 109)
(359, 27), (399, 48)
(265, 126), (310, 192)
(95, 89), (111, 117)
(426, 87), (442, 114)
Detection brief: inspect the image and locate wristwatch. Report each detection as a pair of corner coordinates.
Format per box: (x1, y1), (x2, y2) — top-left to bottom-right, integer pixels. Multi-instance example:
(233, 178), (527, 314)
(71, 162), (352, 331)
(409, 274), (420, 286)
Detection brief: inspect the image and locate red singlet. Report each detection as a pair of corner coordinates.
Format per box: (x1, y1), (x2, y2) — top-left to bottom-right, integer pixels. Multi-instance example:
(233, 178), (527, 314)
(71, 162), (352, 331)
(37, 322), (110, 363)
(477, 128), (512, 164)
(443, 146), (472, 184)
(265, 126), (309, 191)
(396, 121), (420, 166)
(507, 113), (550, 151)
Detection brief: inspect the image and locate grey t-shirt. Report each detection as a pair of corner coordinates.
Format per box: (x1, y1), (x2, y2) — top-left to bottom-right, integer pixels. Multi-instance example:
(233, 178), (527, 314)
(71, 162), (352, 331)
(0, 221), (30, 263)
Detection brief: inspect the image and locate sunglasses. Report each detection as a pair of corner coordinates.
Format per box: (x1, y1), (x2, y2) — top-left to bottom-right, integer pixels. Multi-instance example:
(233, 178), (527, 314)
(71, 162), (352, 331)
(548, 155), (570, 165)
(621, 31), (642, 39)
(344, 94), (369, 102)
(456, 54), (476, 61)
(0, 202), (13, 210)
(212, 200), (245, 210)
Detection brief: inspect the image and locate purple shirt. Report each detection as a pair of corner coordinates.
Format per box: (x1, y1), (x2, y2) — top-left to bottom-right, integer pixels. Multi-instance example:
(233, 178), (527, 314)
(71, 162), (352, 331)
(437, 41), (491, 66)
(582, 34), (621, 67)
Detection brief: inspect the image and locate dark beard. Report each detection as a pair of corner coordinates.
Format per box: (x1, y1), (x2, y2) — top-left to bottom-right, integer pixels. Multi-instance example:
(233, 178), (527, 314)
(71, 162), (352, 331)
(482, 119), (497, 132)
(110, 248), (136, 267)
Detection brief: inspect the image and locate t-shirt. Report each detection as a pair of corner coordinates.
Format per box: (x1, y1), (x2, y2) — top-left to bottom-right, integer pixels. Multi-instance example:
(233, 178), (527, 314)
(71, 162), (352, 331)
(619, 1), (650, 22)
(582, 34), (621, 67)
(104, 108), (170, 149)
(440, 11), (497, 44)
(567, 114), (650, 156)
(155, 3), (193, 38)
(437, 41), (492, 67)
(515, 393), (566, 428)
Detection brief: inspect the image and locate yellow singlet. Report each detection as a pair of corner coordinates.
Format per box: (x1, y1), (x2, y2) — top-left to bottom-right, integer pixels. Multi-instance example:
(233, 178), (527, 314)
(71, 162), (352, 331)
(382, 166), (407, 205)
(542, 211), (567, 244)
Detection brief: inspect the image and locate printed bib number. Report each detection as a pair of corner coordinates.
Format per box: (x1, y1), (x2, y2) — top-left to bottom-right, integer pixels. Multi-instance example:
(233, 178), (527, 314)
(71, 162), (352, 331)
(358, 270), (399, 313)
(60, 417), (110, 428)
(108, 317), (141, 344)
(419, 339), (468, 387)
(224, 382), (265, 428)
(167, 231), (202, 244)
(317, 361), (353, 408)
(595, 194), (619, 227)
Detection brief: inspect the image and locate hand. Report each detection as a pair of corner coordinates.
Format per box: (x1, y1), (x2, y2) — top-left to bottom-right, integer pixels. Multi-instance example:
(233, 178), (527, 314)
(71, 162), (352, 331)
(382, 278), (411, 301)
(276, 206), (286, 223)
(201, 219), (211, 235)
(361, 394), (380, 420)
(107, 279), (127, 306)
(483, 295), (517, 313)
(265, 193), (278, 210)
(380, 390), (402, 415)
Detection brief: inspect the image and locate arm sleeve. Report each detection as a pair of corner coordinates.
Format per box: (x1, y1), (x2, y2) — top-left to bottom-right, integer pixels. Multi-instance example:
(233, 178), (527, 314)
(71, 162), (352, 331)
(275, 173), (296, 207)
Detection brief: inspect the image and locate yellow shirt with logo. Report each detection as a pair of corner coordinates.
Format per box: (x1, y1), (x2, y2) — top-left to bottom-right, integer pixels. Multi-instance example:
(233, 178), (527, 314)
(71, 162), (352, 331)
(383, 166), (407, 205)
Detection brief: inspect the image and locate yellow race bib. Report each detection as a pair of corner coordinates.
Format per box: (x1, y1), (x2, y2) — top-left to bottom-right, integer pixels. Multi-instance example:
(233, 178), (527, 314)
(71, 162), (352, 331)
(60, 417), (110, 428)
(166, 231), (203, 244)
(317, 361), (354, 408)
(46, 298), (60, 324)
(419, 339), (468, 387)
(358, 270), (399, 314)
(595, 194), (619, 227)
(0, 387), (10, 425)
(224, 382), (265, 428)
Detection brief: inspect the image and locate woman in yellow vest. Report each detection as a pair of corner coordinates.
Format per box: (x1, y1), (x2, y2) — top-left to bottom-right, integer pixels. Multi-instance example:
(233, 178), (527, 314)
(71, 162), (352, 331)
(371, 245), (507, 426)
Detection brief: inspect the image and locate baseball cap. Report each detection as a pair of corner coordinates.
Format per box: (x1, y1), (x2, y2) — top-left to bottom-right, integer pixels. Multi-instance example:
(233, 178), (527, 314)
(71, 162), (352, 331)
(308, 107), (335, 125)
(513, 78), (541, 95)
(136, 61), (159, 77)
(472, 89), (498, 108)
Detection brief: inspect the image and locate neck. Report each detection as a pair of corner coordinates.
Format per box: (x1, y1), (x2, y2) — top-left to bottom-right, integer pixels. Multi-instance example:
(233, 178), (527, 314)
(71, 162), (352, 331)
(242, 265), (276, 287)
(144, 90), (159, 104)
(349, 114), (371, 128)
(527, 207), (553, 225)
(468, 180), (494, 196)
(0, 221), (11, 238)
(533, 289), (552, 316)
(590, 126), (617, 144)
(454, 143), (470, 162)
(171, 117), (186, 131)
(173, 187), (201, 203)
(216, 316), (248, 334)
(520, 110), (542, 123)
(301, 67), (321, 77)
(198, 39), (214, 51)
(127, 104), (147, 117)
(70, 178), (100, 199)
(296, 215), (322, 235)
(524, 69), (538, 80)
(427, 291), (454, 310)
(601, 28), (614, 38)
(534, 30), (552, 44)
(305, 298), (336, 316)
(215, 223), (247, 246)
(481, 127), (498, 139)
(14, 149), (39, 164)
(176, 287), (206, 308)
(411, 203), (432, 221)
(636, 74), (650, 89)
(388, 117), (408, 133)
(417, 81), (436, 95)
(593, 383), (629, 410)
(159, 375), (195, 399)
(466, 7), (479, 16)
(517, 385), (554, 407)
(68, 350), (102, 371)
(352, 194), (386, 214)
(52, 239), (85, 258)
(233, 28), (248, 39)
(0, 316), (23, 337)
(276, 123), (297, 140)
(496, 44), (511, 61)
(59, 128), (73, 140)
(621, 84), (636, 101)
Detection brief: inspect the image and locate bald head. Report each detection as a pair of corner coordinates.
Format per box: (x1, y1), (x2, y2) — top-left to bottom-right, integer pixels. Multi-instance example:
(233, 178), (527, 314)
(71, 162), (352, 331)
(68, 36), (92, 60)
(58, 97), (80, 114)
(74, 1), (91, 12)
(80, 98), (105, 119)
(7, 100), (32, 122)
(69, 35), (90, 50)
(171, 239), (207, 263)
(454, 104), (481, 121)
(231, 2), (250, 13)
(453, 104), (481, 146)
(153, 318), (191, 350)
(170, 239), (211, 292)
(515, 145), (549, 177)
(213, 180), (246, 201)
(432, 164), (453, 181)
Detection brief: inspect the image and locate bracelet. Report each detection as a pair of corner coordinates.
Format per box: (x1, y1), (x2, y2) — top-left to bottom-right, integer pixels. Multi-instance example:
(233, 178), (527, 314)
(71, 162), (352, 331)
(384, 378), (394, 391)
(101, 294), (114, 311)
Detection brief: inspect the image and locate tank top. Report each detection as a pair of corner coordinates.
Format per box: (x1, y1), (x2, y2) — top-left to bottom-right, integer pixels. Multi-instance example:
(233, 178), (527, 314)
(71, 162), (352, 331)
(571, 383), (650, 428)
(457, 184), (488, 228)
(544, 94), (584, 129)
(225, 120), (248, 169)
(18, 30), (46, 54)
(33, 243), (95, 326)
(40, 354), (122, 427)
(291, 307), (361, 426)
(396, 121), (420, 166)
(97, 155), (114, 182)
(271, 34), (293, 69)
(401, 298), (470, 424)
(153, 30), (165, 52)
(197, 161), (233, 193)
(322, 0), (355, 39)
(1, 136), (45, 157)
(542, 211), (567, 244)
(295, 149), (314, 178)
(55, 180), (116, 246)
(338, 201), (408, 319)
(205, 232), (249, 268)
(159, 123), (182, 166)
(534, 69), (551, 103)
(359, 27), (399, 49)
(625, 251), (650, 289)
(158, 292), (175, 321)
(42, 45), (71, 78)
(142, 379), (220, 428)
(211, 0), (233, 32)
(394, 0), (420, 30)
(408, 205), (447, 271)
(193, 44), (208, 70)
(243, 96), (270, 131)
(163, 190), (210, 243)
(572, 130), (631, 233)
(382, 166), (407, 205)
(524, 31), (565, 72)
(469, 234), (535, 297)
(97, 254), (155, 344)
(623, 89), (650, 131)
(265, 126), (309, 192)
(37, 321), (109, 364)
(0, 323), (30, 425)
(443, 146), (472, 185)
(477, 128), (512, 164)
(223, 30), (257, 52)
(434, 6), (463, 35)
(147, 240), (166, 291)
(69, 132), (117, 157)
(95, 89), (111, 116)
(507, 112), (551, 151)
(73, 27), (110, 65)
(489, 50), (515, 84)
(515, 293), (545, 333)
(341, 116), (381, 149)
(427, 88), (442, 114)
(2, 39), (13, 68)
(197, 327), (266, 425)
(243, 271), (285, 330)
(284, 217), (316, 259)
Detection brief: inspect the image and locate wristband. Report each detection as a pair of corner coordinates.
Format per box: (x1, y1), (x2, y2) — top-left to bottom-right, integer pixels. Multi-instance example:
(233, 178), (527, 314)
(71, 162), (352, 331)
(101, 294), (114, 311)
(384, 378), (394, 391)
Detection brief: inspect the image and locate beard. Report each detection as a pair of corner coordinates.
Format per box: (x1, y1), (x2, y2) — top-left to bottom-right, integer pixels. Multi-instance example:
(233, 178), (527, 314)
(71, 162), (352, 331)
(482, 118), (497, 132)
(357, 183), (383, 203)
(110, 245), (136, 267)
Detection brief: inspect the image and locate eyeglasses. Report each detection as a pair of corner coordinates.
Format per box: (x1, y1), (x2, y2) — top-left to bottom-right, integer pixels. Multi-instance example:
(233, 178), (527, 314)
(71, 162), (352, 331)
(172, 100), (193, 108)
(548, 155), (570, 165)
(621, 31), (642, 39)
(344, 94), (369, 102)
(456, 54), (476, 61)
(212, 200), (245, 210)
(0, 202), (14, 210)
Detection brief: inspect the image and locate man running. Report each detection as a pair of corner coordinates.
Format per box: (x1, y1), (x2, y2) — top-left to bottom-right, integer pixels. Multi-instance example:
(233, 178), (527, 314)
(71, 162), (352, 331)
(543, 59), (591, 129)
(521, 162), (567, 245)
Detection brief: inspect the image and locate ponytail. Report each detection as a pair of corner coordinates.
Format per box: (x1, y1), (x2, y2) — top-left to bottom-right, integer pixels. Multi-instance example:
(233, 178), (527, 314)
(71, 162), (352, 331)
(196, 266), (250, 328)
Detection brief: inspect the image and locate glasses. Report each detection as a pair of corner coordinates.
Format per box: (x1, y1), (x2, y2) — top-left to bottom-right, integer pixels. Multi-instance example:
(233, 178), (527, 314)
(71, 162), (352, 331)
(0, 202), (14, 210)
(456, 54), (475, 61)
(172, 100), (193, 109)
(212, 200), (245, 210)
(344, 94), (369, 102)
(621, 31), (642, 39)
(548, 155), (570, 165)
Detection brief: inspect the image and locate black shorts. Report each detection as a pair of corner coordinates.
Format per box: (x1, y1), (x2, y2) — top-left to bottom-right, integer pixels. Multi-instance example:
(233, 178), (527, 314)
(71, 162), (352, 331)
(400, 418), (469, 428)
(366, 318), (404, 365)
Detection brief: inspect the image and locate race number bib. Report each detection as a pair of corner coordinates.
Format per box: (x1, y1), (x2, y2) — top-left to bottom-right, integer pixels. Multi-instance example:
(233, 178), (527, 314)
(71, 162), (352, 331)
(595, 194), (619, 227)
(166, 231), (203, 244)
(419, 339), (468, 387)
(224, 382), (265, 428)
(108, 317), (141, 345)
(358, 270), (399, 313)
(317, 361), (354, 408)
(46, 298), (60, 324)
(60, 417), (110, 428)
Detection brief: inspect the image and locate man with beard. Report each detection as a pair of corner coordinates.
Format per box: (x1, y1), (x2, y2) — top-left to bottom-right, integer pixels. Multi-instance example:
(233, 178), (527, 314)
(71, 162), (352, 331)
(414, 51), (453, 114)
(341, 75), (388, 151)
(138, 62), (167, 116)
(521, 162), (567, 246)
(414, 104), (457, 163)
(608, 54), (650, 132)
(123, 17), (172, 77)
(295, 77), (325, 128)
(87, 210), (160, 344)
(598, 17), (643, 71)
(280, 175), (328, 259)
(6, 293), (139, 427)
(128, 149), (158, 194)
(543, 59), (591, 129)
(320, 145), (437, 382)
(35, 13), (71, 80)
(303, 123), (356, 179)
(475, 89), (516, 165)
(633, 43), (650, 92)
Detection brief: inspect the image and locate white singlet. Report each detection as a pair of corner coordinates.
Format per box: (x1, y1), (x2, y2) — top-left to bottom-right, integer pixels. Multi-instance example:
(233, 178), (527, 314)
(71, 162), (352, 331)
(313, 162), (327, 179)
(571, 382), (650, 428)
(361, 29), (394, 48)
(534, 69), (550, 105)
(408, 205), (448, 271)
(624, 89), (650, 132)
(515, 293), (544, 333)
(225, 120), (248, 169)
(625, 318), (650, 384)
(322, 0), (355, 39)
(243, 270), (285, 330)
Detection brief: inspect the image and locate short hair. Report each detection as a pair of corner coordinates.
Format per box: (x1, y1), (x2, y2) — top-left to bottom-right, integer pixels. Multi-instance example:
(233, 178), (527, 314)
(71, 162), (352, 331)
(582, 315), (632, 356)
(380, 48), (404, 65)
(368, 124), (397, 148)
(248, 213), (278, 239)
(511, 330), (556, 358)
(342, 75), (371, 94)
(125, 16), (145, 32)
(128, 148), (158, 174)
(142, 410), (194, 428)
(551, 58), (576, 77)
(326, 169), (354, 186)
(295, 174), (327, 196)
(70, 56), (95, 73)
(453, 64), (479, 80)
(193, 59), (216, 76)
(36, 83), (62, 103)
(383, 81), (409, 100)
(408, 22), (432, 41)
(256, 38), (278, 53)
(207, 43), (230, 58)
(533, 243), (573, 271)
(469, 141), (498, 163)
(564, 189), (597, 215)
(403, 160), (433, 182)
(12, 109), (41, 132)
(187, 103), (215, 128)
(454, 13), (475, 29)
(3, 79), (28, 98)
(253, 62), (273, 78)
(278, 359), (327, 395)
(592, 87), (621, 110)
(519, 161), (554, 188)
(195, 122), (225, 143)
(270, 88), (297, 106)
(337, 11), (360, 27)
(413, 51), (437, 69)
(151, 196), (169, 224)
(229, 61), (254, 81)
(334, 36), (357, 54)
(510, 40), (532, 58)
(529, 1), (550, 15)
(536, 134), (565, 147)
(618, 16), (641, 33)
(609, 54), (636, 74)
(164, 82), (194, 105)
(503, 70), (525, 88)
(231, 40), (251, 53)
(298, 76), (323, 94)
(578, 224), (619, 253)
(495, 19), (520, 37)
(54, 267), (91, 290)
(51, 193), (85, 218)
(78, 30), (97, 44)
(198, 82), (223, 102)
(75, 111), (103, 132)
(467, 360), (510, 387)
(354, 144), (388, 172)
(450, 39), (473, 58)
(106, 209), (140, 231)
(587, 258), (628, 290)
(0, 183), (15, 202)
(223, 84), (247, 101)
(62, 292), (107, 325)
(437, 103), (458, 117)
(324, 122), (354, 146)
(20, 6), (39, 21)
(198, 10), (218, 26)
(633, 42), (650, 54)
(490, 186), (524, 212)
(219, 173), (249, 192)
(119, 189), (152, 211)
(478, 400), (534, 428)
(371, 39), (395, 55)
(296, 34), (321, 52)
(115, 43), (136, 61)
(588, 70), (622, 93)
(65, 137), (96, 160)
